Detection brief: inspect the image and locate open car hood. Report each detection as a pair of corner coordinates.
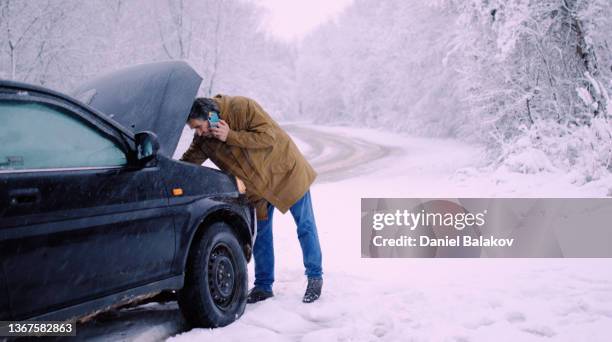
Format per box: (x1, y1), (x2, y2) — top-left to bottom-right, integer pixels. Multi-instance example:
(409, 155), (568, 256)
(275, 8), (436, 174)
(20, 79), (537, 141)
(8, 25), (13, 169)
(73, 61), (202, 156)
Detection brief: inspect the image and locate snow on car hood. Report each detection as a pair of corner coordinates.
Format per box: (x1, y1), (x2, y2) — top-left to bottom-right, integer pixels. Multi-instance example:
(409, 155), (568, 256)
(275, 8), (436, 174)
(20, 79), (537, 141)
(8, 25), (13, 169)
(72, 61), (202, 156)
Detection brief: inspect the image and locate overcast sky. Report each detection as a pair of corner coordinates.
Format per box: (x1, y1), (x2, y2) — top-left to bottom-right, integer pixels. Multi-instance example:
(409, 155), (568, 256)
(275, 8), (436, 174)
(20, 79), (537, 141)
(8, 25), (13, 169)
(252, 0), (353, 41)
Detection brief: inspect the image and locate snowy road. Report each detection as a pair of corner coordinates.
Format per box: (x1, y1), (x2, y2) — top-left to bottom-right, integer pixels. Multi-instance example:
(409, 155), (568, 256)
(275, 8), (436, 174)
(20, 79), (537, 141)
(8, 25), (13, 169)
(282, 124), (399, 183)
(42, 124), (612, 342)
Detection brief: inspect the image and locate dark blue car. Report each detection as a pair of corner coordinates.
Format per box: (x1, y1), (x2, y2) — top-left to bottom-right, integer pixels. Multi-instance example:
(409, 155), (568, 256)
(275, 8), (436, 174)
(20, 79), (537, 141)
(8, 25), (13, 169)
(0, 61), (255, 328)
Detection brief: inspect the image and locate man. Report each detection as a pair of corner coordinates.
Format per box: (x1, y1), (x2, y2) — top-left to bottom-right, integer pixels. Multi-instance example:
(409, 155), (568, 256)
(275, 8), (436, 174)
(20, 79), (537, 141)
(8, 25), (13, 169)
(180, 95), (323, 303)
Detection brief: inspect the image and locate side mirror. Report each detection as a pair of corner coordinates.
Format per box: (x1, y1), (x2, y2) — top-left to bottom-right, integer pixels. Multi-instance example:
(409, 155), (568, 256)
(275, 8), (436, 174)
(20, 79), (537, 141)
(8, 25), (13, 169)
(135, 131), (159, 164)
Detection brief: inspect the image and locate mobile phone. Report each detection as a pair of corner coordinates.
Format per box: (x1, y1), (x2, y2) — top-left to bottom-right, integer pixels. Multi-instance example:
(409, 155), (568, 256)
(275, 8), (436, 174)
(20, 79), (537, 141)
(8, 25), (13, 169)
(208, 111), (220, 128)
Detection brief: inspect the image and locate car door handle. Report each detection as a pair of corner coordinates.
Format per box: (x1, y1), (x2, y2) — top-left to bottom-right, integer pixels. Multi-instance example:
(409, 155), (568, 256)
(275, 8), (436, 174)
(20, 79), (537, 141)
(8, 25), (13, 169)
(9, 188), (41, 206)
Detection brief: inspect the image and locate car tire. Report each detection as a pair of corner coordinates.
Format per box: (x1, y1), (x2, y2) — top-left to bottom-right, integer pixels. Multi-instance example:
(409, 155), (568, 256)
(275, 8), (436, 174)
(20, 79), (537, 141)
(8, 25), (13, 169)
(178, 222), (248, 328)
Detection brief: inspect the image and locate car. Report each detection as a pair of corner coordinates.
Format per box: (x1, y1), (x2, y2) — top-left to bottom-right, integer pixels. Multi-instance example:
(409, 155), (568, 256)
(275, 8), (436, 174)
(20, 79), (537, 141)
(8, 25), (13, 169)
(0, 61), (256, 328)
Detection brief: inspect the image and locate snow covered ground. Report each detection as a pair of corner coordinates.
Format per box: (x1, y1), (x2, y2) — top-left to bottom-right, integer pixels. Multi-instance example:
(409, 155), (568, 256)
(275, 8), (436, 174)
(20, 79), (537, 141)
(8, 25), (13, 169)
(167, 124), (612, 341)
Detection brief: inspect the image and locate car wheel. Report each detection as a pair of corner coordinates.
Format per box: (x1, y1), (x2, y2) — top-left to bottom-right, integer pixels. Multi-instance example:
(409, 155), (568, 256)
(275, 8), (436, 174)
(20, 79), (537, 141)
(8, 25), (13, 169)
(179, 222), (247, 328)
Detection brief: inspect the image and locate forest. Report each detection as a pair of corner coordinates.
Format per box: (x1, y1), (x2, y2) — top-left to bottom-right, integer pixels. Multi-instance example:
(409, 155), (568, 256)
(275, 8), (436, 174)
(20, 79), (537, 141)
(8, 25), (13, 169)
(2, 0), (611, 183)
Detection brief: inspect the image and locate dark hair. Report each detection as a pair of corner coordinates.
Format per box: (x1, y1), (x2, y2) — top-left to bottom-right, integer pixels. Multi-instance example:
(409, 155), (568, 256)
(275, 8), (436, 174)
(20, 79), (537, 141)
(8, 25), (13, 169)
(188, 97), (219, 121)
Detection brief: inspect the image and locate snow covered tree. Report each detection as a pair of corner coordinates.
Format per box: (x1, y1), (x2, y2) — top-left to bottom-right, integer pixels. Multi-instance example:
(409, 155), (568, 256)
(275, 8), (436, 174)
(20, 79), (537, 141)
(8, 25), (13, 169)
(0, 0), (297, 119)
(298, 0), (612, 181)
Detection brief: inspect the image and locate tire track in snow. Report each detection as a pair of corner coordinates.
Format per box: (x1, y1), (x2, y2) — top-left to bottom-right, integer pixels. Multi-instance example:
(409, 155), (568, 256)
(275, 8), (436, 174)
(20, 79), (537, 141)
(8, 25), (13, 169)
(282, 124), (399, 183)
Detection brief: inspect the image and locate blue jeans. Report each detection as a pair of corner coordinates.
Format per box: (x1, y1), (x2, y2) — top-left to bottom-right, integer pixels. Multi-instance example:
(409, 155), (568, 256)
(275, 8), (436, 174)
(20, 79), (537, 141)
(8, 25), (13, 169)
(253, 190), (323, 292)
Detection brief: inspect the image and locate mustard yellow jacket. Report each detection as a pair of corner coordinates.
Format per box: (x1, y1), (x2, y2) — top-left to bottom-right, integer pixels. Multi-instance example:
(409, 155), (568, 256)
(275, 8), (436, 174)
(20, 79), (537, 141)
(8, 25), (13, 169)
(180, 94), (317, 220)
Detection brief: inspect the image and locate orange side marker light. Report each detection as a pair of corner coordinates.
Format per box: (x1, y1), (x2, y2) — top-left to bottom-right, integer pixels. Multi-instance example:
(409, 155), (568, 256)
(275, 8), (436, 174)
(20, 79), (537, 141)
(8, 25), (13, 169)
(172, 188), (184, 196)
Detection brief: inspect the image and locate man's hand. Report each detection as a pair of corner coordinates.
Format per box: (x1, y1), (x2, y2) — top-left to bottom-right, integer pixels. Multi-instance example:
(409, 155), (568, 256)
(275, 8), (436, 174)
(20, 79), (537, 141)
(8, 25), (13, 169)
(210, 119), (230, 142)
(235, 176), (246, 193)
